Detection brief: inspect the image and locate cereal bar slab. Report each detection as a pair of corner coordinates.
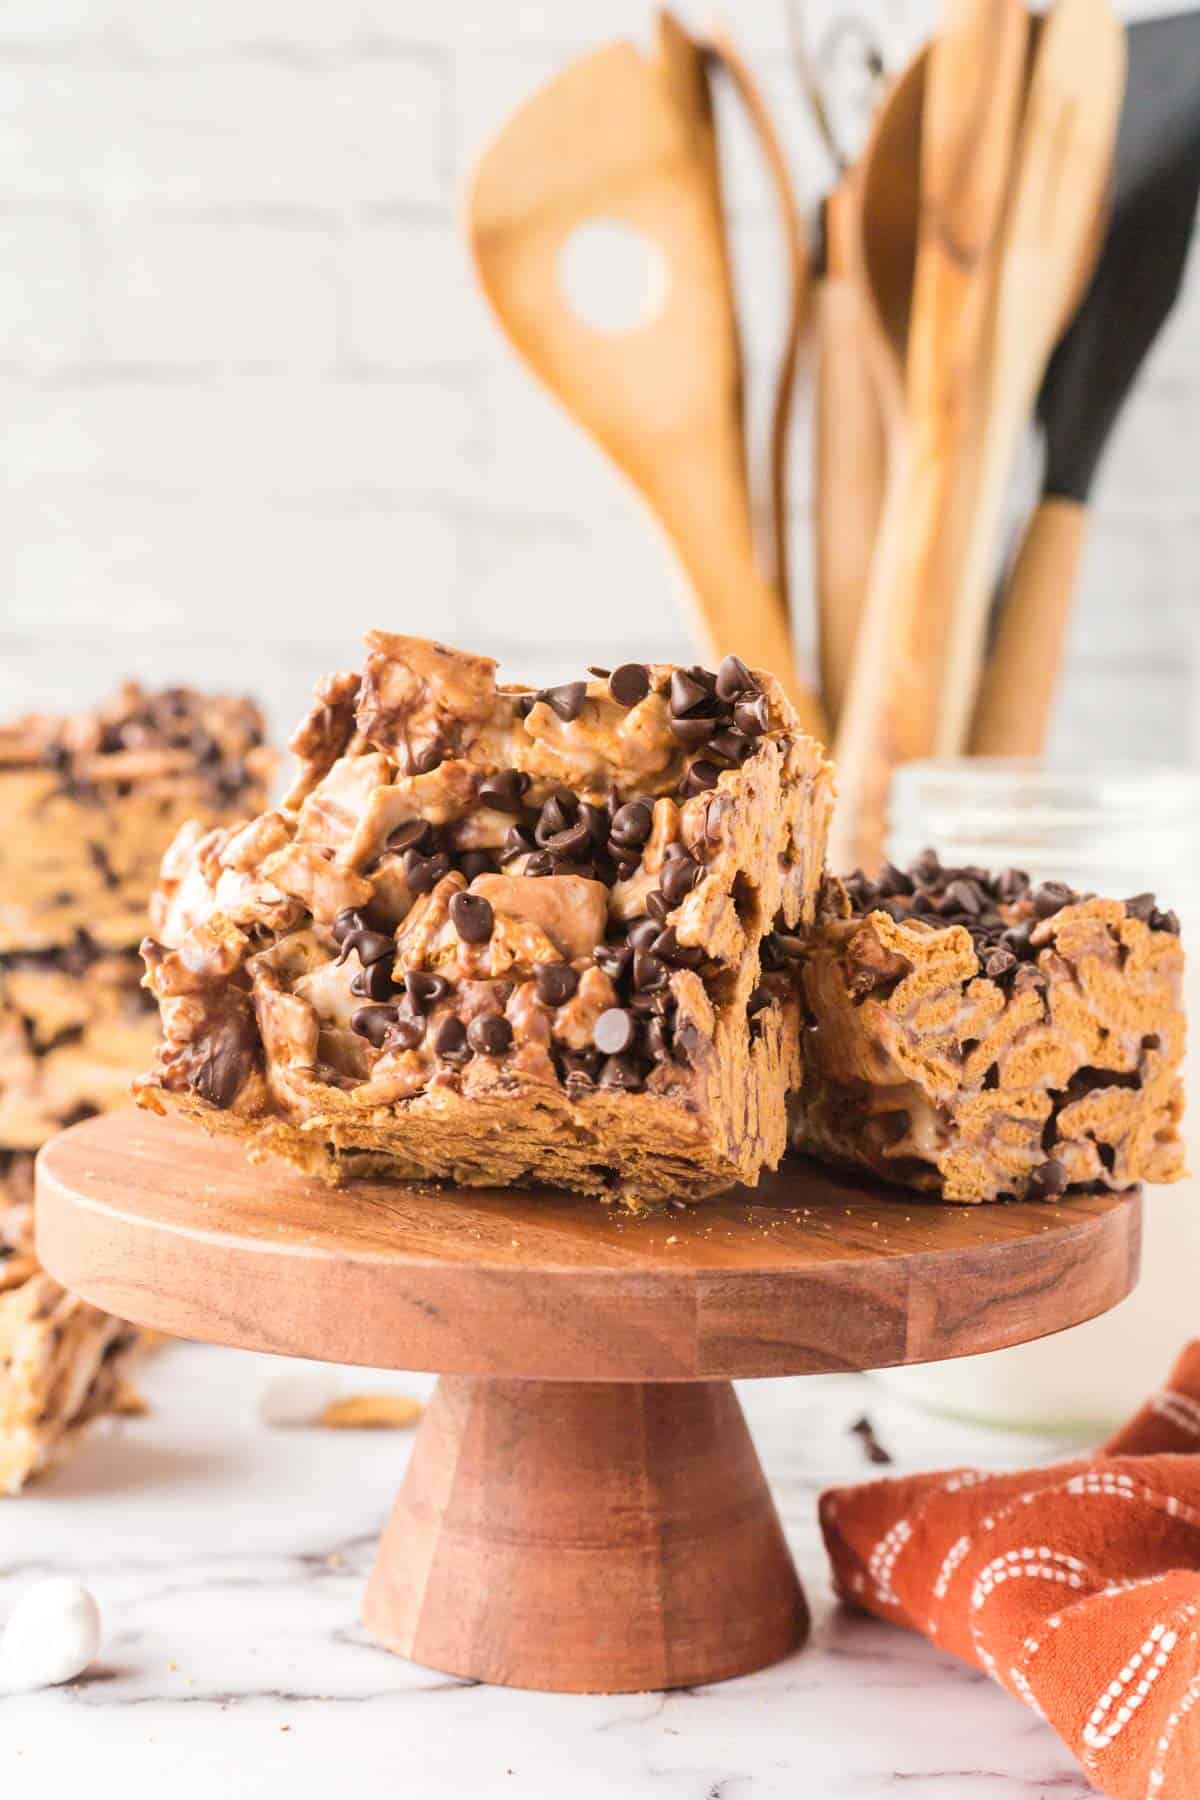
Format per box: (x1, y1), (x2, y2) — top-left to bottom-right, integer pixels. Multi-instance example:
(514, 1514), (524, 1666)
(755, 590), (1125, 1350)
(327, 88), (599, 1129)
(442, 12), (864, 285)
(793, 853), (1186, 1203)
(137, 635), (834, 1203)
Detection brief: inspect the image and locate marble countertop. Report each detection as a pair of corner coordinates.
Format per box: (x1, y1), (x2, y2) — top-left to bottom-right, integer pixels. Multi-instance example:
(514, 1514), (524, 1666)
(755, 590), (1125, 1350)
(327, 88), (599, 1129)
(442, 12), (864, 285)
(1, 1341), (1094, 1800)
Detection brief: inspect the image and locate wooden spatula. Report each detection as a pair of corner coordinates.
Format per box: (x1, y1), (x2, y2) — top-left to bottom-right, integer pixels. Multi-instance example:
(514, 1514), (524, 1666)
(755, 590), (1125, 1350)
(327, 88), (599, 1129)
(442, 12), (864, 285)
(935, 0), (1127, 755)
(834, 0), (1027, 873)
(970, 10), (1200, 756)
(466, 14), (827, 739)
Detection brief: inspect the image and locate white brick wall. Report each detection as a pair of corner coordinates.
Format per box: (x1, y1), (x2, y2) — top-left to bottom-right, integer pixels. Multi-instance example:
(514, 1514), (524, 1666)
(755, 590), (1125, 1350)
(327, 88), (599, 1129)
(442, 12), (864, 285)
(0, 0), (1195, 769)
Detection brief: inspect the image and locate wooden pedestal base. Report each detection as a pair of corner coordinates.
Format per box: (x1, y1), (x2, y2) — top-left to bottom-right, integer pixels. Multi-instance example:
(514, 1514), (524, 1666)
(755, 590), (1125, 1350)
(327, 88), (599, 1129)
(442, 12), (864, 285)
(364, 1376), (808, 1693)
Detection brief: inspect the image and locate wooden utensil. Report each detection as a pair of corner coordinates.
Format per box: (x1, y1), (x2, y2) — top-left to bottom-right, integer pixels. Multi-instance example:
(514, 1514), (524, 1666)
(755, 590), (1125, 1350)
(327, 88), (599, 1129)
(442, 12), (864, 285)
(705, 27), (811, 616)
(39, 1111), (1140, 1693)
(935, 0), (1127, 755)
(971, 10), (1200, 756)
(814, 175), (890, 731)
(832, 0), (1029, 872)
(466, 14), (827, 739)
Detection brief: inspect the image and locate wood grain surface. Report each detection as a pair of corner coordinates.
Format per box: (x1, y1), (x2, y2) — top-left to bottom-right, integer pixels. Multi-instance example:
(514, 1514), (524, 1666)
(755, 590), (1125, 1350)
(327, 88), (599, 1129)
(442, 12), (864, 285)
(36, 1110), (1142, 1382)
(365, 1376), (808, 1691)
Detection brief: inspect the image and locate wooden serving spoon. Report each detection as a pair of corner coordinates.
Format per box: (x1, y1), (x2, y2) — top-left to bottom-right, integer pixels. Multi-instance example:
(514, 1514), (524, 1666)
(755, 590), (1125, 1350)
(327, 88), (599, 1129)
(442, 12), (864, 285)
(970, 9), (1200, 756)
(935, 0), (1127, 755)
(466, 13), (827, 739)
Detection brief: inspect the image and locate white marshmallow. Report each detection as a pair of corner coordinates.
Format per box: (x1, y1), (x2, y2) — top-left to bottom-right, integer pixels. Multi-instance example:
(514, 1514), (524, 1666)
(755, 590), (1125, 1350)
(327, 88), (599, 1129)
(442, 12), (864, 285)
(1, 1579), (101, 1690)
(259, 1368), (342, 1428)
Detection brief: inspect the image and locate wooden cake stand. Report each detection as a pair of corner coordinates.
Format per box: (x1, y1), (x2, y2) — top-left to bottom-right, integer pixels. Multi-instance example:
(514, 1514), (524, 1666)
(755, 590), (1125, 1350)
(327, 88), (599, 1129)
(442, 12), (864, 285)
(36, 1111), (1141, 1695)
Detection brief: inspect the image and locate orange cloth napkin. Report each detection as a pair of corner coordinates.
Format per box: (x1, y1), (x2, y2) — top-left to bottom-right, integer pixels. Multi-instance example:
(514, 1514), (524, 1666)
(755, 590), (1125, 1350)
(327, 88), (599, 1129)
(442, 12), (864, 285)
(820, 1342), (1200, 1800)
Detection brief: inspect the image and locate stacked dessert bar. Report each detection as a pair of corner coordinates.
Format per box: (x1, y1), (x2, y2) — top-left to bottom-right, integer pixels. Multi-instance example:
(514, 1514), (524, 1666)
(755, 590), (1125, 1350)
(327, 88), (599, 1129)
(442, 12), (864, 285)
(134, 634), (1185, 1212)
(1, 683), (270, 1491)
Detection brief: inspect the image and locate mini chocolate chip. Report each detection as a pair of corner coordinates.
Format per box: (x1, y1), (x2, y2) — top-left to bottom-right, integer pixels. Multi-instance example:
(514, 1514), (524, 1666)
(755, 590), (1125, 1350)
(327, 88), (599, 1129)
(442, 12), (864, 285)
(708, 728), (754, 765)
(594, 1007), (636, 1055)
(405, 970), (451, 1012)
(715, 654), (758, 701)
(626, 917), (660, 950)
(540, 681), (587, 722)
(403, 849), (452, 894)
(610, 800), (652, 847)
(1152, 907), (1181, 935)
(984, 946), (1017, 979)
(534, 961), (578, 1006)
(386, 819), (432, 853)
(1028, 1157), (1068, 1198)
(609, 663), (650, 707)
(733, 694), (769, 737)
(434, 1016), (470, 1062)
(388, 1015), (426, 1052)
(645, 890), (670, 923)
(467, 1013), (512, 1056)
(478, 769), (529, 814)
(632, 949), (667, 993)
(332, 907), (366, 946)
(594, 941), (632, 981)
(598, 1053), (643, 1090)
(1032, 880), (1075, 919)
(501, 824), (536, 863)
(458, 850), (495, 882)
(351, 1004), (398, 1048)
(450, 891), (494, 944)
(351, 959), (395, 1002)
(679, 759), (720, 798)
(660, 854), (702, 906)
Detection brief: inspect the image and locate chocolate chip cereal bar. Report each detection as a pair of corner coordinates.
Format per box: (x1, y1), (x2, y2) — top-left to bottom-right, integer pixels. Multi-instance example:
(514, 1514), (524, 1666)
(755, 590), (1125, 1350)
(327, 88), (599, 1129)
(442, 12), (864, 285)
(0, 681), (271, 1491)
(793, 852), (1185, 1202)
(136, 634), (834, 1202)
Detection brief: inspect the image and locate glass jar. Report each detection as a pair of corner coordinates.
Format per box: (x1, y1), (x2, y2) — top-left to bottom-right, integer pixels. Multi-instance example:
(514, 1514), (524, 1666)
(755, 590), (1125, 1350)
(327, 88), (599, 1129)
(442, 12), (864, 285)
(878, 757), (1200, 1435)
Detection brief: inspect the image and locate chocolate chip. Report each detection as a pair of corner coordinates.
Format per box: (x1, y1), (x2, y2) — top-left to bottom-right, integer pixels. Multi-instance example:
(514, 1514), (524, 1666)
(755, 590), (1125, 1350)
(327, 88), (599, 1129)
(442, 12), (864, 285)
(559, 1049), (600, 1087)
(598, 1054), (643, 1091)
(434, 1016), (470, 1062)
(524, 851), (555, 877)
(996, 867), (1030, 902)
(467, 1013), (512, 1056)
(650, 926), (703, 969)
(581, 802), (610, 846)
(747, 984), (771, 1016)
(679, 759), (720, 798)
(669, 712), (721, 751)
(632, 949), (667, 993)
(610, 801), (652, 847)
(1032, 880), (1075, 919)
(411, 742), (444, 775)
(645, 890), (670, 923)
(535, 790), (576, 845)
(644, 1016), (672, 1060)
(533, 961), (578, 1007)
(1028, 1157), (1068, 1198)
(539, 681), (587, 723)
(715, 655), (758, 701)
(450, 891), (494, 944)
(626, 917), (660, 950)
(733, 694), (769, 737)
(943, 878), (986, 916)
(1124, 892), (1156, 922)
(478, 769), (529, 814)
(351, 959), (395, 1002)
(594, 1007), (636, 1055)
(403, 849), (452, 894)
(386, 819), (432, 853)
(405, 970), (451, 1012)
(191, 1011), (258, 1109)
(670, 668), (713, 715)
(545, 818), (593, 860)
(351, 1003), (398, 1047)
(594, 941), (632, 981)
(336, 926), (393, 968)
(515, 693), (536, 718)
(1001, 921), (1035, 958)
(501, 824), (536, 863)
(458, 850), (495, 882)
(332, 907), (366, 946)
(389, 1015), (426, 1051)
(660, 853), (702, 906)
(984, 946), (1017, 980)
(609, 663), (650, 707)
(708, 728), (754, 766)
(875, 862), (914, 899)
(1152, 907), (1181, 935)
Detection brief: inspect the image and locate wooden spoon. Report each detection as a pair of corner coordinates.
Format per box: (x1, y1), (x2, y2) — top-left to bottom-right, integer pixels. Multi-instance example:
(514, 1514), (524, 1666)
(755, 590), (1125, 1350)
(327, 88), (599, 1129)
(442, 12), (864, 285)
(971, 10), (1200, 755)
(466, 14), (827, 739)
(935, 0), (1127, 755)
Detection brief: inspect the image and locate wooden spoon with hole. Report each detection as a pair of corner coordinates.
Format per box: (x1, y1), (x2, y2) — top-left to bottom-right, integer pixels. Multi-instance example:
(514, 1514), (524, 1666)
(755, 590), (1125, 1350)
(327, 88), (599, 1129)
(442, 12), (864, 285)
(829, 0), (1028, 873)
(935, 0), (1127, 754)
(465, 13), (827, 739)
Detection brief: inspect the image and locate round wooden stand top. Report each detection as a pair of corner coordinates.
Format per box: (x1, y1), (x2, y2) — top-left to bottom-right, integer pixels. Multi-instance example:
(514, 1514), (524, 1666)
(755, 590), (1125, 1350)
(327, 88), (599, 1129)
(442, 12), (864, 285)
(36, 1111), (1141, 1382)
